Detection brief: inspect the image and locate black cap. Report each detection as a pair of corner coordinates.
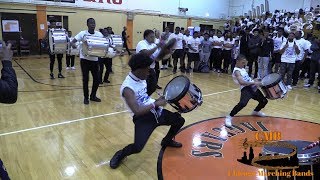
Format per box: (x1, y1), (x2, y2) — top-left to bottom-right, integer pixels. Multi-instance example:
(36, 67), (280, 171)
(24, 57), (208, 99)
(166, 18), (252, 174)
(128, 53), (153, 71)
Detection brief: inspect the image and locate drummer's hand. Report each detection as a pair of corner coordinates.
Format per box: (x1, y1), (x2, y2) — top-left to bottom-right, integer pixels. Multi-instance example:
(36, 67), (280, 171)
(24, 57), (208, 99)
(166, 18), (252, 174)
(155, 96), (167, 107)
(0, 41), (13, 61)
(71, 43), (77, 49)
(253, 81), (262, 86)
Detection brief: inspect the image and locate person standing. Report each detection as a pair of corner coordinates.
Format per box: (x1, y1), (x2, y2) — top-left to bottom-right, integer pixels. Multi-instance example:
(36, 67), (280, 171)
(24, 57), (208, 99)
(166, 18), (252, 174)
(122, 26), (131, 56)
(71, 18), (103, 104)
(44, 19), (65, 79)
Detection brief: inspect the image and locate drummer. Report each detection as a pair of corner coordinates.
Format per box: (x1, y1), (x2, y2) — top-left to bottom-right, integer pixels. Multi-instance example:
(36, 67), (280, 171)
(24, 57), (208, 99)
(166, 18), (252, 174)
(225, 54), (268, 127)
(109, 53), (185, 169)
(70, 18), (103, 105)
(136, 29), (163, 96)
(43, 19), (64, 79)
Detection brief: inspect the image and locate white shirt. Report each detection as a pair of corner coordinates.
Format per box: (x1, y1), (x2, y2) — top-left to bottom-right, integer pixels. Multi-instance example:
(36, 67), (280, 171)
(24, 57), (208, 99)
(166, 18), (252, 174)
(136, 39), (159, 69)
(120, 72), (160, 117)
(273, 36), (287, 52)
(280, 41), (299, 63)
(188, 37), (201, 53)
(74, 30), (104, 61)
(169, 33), (184, 49)
(232, 67), (254, 90)
(212, 36), (224, 49)
(295, 38), (311, 61)
(223, 37), (235, 50)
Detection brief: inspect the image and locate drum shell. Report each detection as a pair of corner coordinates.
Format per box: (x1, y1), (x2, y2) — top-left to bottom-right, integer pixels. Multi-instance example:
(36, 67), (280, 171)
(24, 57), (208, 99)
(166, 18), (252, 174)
(82, 36), (109, 57)
(164, 75), (203, 113)
(261, 80), (287, 100)
(261, 73), (288, 100)
(111, 35), (123, 52)
(49, 29), (68, 54)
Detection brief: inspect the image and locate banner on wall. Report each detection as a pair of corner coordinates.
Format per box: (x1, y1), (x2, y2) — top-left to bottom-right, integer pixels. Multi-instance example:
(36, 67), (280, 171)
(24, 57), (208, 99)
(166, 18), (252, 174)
(2, 20), (20, 32)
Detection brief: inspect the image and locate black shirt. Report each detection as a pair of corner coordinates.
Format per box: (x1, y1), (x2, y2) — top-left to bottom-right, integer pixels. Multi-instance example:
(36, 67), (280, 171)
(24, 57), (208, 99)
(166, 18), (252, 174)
(259, 38), (274, 57)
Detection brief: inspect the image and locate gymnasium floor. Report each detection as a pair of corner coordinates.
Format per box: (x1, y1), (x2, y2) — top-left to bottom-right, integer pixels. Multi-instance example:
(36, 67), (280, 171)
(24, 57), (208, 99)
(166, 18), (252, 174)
(0, 55), (319, 179)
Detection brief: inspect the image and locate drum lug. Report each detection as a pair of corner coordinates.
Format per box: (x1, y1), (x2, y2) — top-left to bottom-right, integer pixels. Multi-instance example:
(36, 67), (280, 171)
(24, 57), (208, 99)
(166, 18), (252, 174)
(193, 84), (201, 92)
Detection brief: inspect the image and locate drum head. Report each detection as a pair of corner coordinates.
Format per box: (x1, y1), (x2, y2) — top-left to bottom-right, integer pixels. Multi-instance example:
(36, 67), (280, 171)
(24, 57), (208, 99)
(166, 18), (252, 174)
(261, 73), (281, 88)
(163, 75), (190, 102)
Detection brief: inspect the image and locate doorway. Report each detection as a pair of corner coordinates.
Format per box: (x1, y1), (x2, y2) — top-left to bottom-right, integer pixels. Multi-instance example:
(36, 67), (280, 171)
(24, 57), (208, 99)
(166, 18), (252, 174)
(1, 13), (38, 54)
(163, 21), (175, 33)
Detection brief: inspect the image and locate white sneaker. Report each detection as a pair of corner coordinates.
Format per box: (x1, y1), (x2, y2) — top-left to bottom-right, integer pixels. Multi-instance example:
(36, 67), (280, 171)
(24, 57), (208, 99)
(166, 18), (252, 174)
(304, 84), (311, 88)
(225, 115), (232, 127)
(287, 85), (292, 90)
(71, 66), (76, 70)
(318, 86), (320, 90)
(66, 67), (70, 70)
(251, 111), (266, 117)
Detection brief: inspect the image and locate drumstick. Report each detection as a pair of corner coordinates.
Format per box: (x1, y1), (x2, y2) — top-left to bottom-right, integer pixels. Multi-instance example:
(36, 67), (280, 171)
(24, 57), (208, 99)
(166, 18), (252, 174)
(302, 140), (320, 150)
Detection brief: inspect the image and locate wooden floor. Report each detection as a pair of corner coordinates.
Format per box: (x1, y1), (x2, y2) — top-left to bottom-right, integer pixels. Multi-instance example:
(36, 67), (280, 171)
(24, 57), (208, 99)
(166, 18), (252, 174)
(0, 55), (319, 180)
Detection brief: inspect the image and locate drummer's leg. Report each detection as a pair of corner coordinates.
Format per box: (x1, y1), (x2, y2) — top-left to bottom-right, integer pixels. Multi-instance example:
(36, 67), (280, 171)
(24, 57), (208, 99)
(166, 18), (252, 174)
(71, 55), (75, 68)
(158, 109), (185, 146)
(179, 50), (186, 72)
(252, 89), (268, 112)
(49, 54), (55, 78)
(230, 86), (254, 117)
(57, 54), (64, 78)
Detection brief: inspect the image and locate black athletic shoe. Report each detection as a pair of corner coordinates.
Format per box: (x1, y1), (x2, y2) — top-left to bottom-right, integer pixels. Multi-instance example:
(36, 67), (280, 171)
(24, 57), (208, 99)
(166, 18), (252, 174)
(110, 150), (125, 169)
(161, 139), (182, 148)
(90, 96), (101, 102)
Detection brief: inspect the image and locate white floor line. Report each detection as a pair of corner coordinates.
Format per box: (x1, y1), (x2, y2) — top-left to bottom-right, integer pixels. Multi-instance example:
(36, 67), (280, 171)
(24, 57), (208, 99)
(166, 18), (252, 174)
(0, 88), (238, 137)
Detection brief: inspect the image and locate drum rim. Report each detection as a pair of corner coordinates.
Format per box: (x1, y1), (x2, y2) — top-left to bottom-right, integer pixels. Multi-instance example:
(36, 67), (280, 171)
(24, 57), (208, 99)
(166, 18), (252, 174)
(163, 75), (190, 103)
(261, 73), (282, 89)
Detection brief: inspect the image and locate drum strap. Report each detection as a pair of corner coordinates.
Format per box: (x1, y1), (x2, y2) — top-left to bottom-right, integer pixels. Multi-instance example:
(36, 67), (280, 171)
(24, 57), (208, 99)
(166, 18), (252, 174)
(150, 108), (159, 123)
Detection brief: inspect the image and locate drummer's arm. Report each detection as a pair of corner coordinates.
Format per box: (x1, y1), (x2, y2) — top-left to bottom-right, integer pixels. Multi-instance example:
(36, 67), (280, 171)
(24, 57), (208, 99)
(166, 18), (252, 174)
(235, 71), (259, 86)
(70, 38), (78, 48)
(139, 45), (159, 57)
(122, 87), (162, 116)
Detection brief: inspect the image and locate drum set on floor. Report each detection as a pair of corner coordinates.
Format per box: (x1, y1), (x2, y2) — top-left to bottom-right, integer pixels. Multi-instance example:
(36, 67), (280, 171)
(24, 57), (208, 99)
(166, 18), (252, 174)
(48, 28), (123, 58)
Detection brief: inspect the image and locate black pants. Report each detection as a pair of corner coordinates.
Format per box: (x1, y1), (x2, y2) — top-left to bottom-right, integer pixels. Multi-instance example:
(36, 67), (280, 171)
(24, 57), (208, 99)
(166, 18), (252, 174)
(161, 58), (171, 66)
(155, 62), (160, 82)
(248, 54), (258, 78)
(292, 61), (302, 85)
(230, 86), (268, 116)
(123, 42), (131, 55)
(118, 109), (185, 158)
(222, 50), (232, 73)
(300, 58), (311, 78)
(146, 68), (157, 96)
(209, 48), (222, 70)
(0, 159), (10, 180)
(80, 59), (100, 99)
(172, 49), (185, 69)
(99, 57), (112, 82)
(187, 52), (200, 70)
(66, 55), (75, 67)
(308, 60), (320, 86)
(49, 53), (63, 73)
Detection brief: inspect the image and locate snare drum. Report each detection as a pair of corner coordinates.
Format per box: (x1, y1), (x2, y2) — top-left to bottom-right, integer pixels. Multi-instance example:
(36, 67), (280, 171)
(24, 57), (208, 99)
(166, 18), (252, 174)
(163, 75), (203, 113)
(262, 140), (320, 180)
(82, 36), (109, 57)
(111, 35), (123, 52)
(261, 73), (288, 100)
(48, 28), (68, 54)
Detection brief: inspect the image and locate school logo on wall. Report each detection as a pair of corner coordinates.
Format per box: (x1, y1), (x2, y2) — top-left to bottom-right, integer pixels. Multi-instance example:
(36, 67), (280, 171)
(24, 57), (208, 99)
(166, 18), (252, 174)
(157, 116), (320, 180)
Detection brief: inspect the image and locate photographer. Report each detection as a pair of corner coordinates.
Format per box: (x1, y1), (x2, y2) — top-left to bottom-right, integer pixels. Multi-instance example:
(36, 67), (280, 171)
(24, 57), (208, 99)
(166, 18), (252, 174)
(0, 40), (18, 180)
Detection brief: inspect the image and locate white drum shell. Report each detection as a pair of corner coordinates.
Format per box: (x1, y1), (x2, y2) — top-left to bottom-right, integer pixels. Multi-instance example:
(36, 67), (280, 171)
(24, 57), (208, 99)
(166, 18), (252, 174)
(82, 36), (109, 57)
(49, 29), (68, 54)
(111, 35), (123, 52)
